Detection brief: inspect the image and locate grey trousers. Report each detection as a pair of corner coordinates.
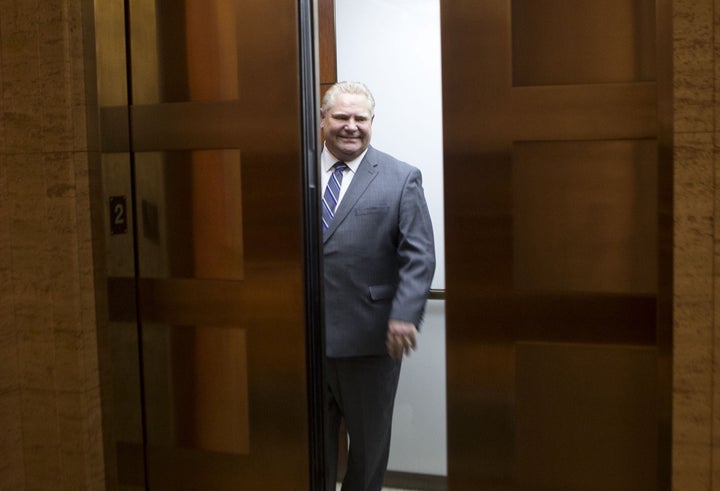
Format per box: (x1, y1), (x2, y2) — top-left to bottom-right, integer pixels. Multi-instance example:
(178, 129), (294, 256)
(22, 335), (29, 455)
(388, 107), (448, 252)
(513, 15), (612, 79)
(325, 355), (402, 491)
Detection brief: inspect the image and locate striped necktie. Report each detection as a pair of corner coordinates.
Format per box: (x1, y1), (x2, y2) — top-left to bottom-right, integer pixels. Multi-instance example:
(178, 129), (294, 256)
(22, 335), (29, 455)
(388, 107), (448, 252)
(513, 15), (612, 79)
(322, 162), (348, 230)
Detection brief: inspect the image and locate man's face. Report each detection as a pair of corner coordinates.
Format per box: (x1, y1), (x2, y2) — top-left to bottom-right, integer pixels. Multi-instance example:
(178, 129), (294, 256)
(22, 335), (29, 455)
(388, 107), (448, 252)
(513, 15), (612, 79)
(321, 93), (374, 161)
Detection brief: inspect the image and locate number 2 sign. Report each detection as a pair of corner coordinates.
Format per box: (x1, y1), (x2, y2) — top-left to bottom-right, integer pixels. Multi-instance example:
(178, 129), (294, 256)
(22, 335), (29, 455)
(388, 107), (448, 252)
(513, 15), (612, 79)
(109, 196), (128, 235)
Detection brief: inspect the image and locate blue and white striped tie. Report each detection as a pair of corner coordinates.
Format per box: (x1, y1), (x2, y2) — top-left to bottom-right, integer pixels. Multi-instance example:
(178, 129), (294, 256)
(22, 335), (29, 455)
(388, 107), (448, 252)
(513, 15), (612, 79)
(322, 162), (347, 230)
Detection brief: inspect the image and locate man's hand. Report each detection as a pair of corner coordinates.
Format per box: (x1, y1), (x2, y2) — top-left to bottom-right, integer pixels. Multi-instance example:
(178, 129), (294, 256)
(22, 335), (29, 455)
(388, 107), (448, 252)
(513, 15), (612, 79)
(386, 320), (417, 359)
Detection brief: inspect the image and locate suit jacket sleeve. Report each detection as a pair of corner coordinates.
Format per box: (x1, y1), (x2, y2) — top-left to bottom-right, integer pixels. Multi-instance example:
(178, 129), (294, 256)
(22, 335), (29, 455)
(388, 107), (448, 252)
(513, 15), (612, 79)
(390, 167), (436, 327)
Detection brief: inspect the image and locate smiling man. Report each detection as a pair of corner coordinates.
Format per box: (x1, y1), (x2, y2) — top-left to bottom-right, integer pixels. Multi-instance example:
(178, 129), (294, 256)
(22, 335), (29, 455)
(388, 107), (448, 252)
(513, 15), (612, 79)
(320, 81), (436, 491)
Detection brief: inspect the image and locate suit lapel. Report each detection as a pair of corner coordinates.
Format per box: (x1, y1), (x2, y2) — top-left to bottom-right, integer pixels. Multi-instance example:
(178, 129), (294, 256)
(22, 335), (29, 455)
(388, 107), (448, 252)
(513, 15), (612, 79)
(323, 148), (379, 242)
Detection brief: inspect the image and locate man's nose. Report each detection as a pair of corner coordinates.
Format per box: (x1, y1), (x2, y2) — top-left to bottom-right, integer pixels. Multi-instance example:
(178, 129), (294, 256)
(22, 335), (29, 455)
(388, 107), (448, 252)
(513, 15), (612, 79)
(345, 118), (358, 130)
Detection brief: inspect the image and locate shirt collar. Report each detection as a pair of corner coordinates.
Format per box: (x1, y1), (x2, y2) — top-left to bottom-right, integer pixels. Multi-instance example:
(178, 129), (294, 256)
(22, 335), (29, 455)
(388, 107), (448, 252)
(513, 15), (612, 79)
(322, 144), (369, 174)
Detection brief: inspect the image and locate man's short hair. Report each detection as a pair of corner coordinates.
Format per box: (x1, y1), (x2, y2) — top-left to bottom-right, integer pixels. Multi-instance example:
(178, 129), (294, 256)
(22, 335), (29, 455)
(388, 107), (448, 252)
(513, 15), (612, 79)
(321, 81), (376, 116)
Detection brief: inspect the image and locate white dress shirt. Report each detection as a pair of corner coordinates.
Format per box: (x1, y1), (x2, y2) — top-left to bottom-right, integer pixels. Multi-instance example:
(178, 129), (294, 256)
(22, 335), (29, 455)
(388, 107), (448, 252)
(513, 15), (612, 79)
(321, 144), (368, 208)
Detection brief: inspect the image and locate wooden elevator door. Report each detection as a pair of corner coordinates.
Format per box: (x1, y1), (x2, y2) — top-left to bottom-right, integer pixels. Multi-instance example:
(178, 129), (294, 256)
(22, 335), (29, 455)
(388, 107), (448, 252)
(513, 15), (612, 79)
(95, 0), (321, 488)
(441, 1), (672, 489)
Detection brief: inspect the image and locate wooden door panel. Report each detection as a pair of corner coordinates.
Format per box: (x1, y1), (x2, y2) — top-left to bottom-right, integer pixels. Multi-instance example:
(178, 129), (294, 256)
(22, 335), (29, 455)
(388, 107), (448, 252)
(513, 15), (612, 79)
(442, 0), (671, 489)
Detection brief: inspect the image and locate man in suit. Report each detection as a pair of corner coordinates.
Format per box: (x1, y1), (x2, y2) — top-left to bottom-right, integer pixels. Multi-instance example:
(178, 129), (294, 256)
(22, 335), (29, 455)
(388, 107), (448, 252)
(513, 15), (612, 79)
(321, 81), (436, 491)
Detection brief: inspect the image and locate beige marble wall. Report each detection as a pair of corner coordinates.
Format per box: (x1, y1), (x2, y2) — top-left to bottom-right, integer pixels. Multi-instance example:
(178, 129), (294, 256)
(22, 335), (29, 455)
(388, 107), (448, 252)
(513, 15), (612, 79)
(0, 0), (110, 489)
(672, 0), (719, 489)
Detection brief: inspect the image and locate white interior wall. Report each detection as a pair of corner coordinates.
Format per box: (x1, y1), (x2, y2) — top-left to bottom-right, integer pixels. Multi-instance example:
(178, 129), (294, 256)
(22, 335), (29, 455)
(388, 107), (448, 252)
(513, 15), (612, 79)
(335, 0), (447, 476)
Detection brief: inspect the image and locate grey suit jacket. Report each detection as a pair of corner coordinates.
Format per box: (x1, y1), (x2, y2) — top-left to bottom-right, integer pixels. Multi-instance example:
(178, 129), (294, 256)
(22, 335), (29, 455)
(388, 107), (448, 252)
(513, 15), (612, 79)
(323, 146), (436, 357)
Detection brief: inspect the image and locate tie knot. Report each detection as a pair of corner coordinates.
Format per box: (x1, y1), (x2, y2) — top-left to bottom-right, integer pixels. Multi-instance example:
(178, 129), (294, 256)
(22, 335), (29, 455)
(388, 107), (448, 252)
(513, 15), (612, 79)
(333, 161), (347, 173)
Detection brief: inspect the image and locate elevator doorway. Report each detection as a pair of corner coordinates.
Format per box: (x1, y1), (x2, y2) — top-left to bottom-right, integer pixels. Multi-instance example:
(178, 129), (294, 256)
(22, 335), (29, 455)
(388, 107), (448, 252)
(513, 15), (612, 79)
(93, 0), (672, 489)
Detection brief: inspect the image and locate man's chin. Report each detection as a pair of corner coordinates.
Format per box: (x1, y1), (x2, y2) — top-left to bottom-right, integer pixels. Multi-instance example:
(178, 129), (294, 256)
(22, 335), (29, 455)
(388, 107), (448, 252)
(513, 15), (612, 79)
(337, 145), (365, 160)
